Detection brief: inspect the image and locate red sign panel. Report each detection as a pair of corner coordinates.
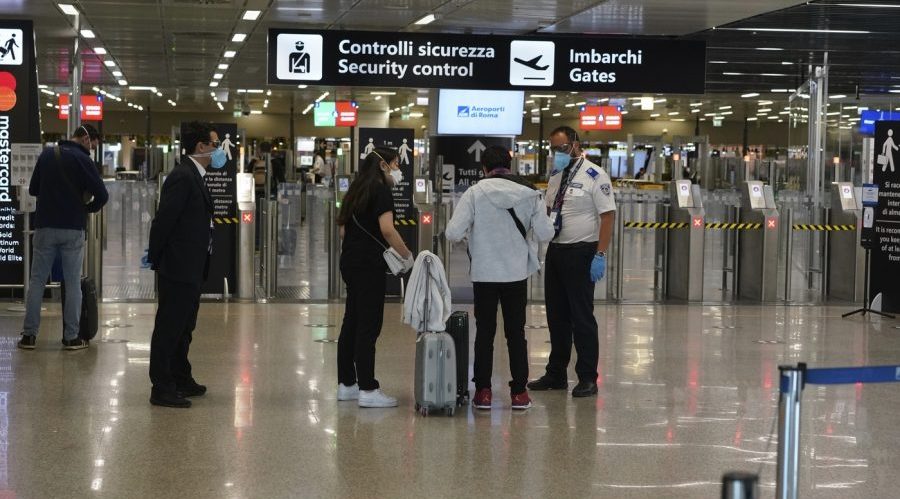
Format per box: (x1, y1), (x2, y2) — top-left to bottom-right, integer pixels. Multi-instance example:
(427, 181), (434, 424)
(421, 212), (433, 225)
(692, 216), (704, 228)
(766, 217), (778, 230)
(335, 101), (358, 127)
(579, 106), (622, 130)
(58, 94), (103, 121)
(242, 212), (254, 224)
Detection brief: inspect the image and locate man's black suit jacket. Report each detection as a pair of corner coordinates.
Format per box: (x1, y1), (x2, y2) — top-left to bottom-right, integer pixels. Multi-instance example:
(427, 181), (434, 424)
(148, 160), (214, 285)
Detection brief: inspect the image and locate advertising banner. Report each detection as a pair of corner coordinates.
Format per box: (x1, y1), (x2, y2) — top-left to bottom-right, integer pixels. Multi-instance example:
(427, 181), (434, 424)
(180, 122), (238, 295)
(0, 21), (39, 286)
(358, 127), (416, 295)
(869, 121), (900, 311)
(268, 29), (706, 94)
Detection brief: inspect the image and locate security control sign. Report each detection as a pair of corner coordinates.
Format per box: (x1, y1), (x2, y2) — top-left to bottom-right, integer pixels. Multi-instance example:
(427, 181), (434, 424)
(268, 29), (706, 93)
(580, 106), (622, 130)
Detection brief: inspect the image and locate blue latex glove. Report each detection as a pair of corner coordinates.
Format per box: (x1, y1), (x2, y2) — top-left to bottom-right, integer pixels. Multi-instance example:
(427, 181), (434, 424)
(590, 254), (606, 282)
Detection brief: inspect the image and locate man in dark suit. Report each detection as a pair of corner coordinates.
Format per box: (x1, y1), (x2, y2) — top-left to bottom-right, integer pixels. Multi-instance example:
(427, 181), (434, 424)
(147, 121), (220, 408)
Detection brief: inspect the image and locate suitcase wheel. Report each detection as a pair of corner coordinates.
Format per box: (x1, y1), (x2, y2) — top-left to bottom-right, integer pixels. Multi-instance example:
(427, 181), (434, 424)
(446, 406), (455, 417)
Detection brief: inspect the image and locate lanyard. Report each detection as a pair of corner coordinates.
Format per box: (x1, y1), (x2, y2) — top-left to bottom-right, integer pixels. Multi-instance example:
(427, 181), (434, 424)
(551, 157), (584, 213)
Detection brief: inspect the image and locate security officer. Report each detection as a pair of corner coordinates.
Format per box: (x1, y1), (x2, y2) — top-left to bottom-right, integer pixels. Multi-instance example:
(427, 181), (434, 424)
(528, 126), (616, 398)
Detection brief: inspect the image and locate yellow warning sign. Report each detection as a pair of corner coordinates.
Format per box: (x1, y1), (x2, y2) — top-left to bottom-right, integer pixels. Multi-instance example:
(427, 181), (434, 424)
(791, 224), (855, 231)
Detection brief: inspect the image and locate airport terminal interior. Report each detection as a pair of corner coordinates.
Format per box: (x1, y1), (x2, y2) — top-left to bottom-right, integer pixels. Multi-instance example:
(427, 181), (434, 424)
(1, 0), (900, 497)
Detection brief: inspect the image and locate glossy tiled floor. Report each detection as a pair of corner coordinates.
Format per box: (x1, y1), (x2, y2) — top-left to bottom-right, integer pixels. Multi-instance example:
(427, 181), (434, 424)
(1, 301), (899, 498)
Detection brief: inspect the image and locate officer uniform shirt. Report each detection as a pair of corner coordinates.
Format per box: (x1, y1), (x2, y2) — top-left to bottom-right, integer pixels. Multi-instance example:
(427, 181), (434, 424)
(545, 157), (617, 244)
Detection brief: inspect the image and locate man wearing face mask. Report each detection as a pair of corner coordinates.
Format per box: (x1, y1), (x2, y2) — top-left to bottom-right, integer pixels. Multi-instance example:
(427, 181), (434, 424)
(147, 121), (222, 408)
(17, 124), (108, 351)
(528, 126), (616, 398)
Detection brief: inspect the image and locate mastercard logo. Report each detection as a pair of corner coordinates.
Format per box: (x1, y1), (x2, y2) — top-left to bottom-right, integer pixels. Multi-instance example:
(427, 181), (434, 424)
(0, 71), (15, 112)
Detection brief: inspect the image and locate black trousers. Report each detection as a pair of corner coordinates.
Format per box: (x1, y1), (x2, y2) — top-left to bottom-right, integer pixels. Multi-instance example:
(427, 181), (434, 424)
(337, 267), (386, 391)
(149, 274), (201, 393)
(473, 280), (529, 394)
(544, 242), (599, 383)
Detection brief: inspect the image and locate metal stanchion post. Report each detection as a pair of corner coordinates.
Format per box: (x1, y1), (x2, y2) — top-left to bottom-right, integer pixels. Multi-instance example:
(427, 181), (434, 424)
(661, 204), (669, 297)
(822, 207), (830, 301)
(722, 472), (759, 499)
(723, 203), (731, 292)
(776, 364), (805, 499)
(784, 208), (793, 302)
(615, 209), (625, 300)
(732, 206), (740, 298)
(267, 199), (278, 297)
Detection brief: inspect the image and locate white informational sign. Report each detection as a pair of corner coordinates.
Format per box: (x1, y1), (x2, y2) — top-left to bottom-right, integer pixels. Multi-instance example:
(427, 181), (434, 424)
(415, 178), (426, 193)
(275, 33), (323, 81)
(11, 143), (42, 186)
(751, 184), (763, 198)
(862, 184), (879, 205)
(509, 40), (555, 87)
(442, 163), (455, 193)
(235, 172), (255, 211)
(437, 89), (524, 136)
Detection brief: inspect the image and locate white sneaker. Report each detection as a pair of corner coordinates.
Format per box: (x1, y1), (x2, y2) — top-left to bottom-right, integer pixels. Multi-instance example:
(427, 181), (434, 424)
(337, 383), (359, 401)
(358, 389), (398, 408)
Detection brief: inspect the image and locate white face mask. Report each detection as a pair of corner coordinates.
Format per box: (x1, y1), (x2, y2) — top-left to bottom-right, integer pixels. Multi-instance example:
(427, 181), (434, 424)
(389, 168), (403, 185)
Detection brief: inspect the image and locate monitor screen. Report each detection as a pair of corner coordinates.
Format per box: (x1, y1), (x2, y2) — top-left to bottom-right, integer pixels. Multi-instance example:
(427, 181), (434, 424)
(437, 89), (524, 136)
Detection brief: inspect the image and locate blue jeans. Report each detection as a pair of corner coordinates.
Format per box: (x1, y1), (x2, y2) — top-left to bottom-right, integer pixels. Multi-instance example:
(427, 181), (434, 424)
(24, 228), (84, 340)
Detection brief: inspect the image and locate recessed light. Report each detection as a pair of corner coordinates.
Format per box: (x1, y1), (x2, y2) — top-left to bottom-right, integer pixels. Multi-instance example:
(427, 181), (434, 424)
(112, 71), (122, 77)
(250, 110), (262, 115)
(80, 29), (96, 38)
(668, 112), (679, 116)
(59, 3), (79, 15)
(829, 94), (847, 99)
(297, 85), (308, 89)
(370, 91), (397, 95)
(719, 106), (732, 110)
(117, 79), (127, 86)
(104, 60), (115, 67)
(741, 93), (760, 98)
(650, 113), (660, 117)
(218, 64), (229, 70)
(93, 47), (107, 55)
(209, 82), (219, 88)
(690, 102), (703, 107)
(213, 73), (223, 79)
(224, 51), (236, 58)
(414, 14), (436, 25)
(733, 27), (869, 34)
(232, 33), (247, 43)
(242, 10), (261, 20)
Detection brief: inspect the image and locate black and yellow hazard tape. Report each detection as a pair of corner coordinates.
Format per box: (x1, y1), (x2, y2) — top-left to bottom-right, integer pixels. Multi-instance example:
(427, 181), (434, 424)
(623, 222), (688, 229)
(393, 219), (418, 226)
(791, 224), (856, 231)
(214, 217), (240, 224)
(704, 222), (762, 230)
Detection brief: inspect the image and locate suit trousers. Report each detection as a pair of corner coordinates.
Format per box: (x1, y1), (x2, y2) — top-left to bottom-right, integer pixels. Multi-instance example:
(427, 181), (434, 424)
(472, 280), (528, 394)
(337, 267), (387, 391)
(544, 242), (599, 383)
(149, 274), (201, 393)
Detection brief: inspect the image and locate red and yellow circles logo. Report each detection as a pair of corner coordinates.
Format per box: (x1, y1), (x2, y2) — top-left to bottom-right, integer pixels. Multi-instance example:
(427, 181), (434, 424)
(0, 72), (16, 112)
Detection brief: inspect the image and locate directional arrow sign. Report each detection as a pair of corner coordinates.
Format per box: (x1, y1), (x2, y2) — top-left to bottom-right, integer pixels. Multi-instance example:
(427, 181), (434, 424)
(467, 139), (487, 163)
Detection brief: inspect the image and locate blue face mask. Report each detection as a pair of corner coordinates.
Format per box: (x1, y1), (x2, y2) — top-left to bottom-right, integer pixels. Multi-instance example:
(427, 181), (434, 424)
(209, 148), (227, 169)
(551, 152), (571, 173)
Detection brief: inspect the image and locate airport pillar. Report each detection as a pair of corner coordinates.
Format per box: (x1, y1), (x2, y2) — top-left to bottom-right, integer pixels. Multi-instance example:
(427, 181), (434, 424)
(66, 14), (82, 138)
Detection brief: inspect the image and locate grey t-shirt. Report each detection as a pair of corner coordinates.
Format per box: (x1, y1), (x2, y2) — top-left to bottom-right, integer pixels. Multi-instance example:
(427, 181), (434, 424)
(545, 158), (617, 244)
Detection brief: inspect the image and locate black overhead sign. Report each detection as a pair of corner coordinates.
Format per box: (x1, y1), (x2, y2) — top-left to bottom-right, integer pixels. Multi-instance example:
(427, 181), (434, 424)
(267, 29), (706, 94)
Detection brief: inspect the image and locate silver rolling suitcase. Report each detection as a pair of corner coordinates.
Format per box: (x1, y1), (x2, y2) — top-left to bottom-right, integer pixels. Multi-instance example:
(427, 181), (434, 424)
(414, 332), (457, 417)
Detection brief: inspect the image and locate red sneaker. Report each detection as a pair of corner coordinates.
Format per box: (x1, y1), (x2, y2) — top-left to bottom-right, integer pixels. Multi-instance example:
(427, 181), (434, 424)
(472, 388), (492, 410)
(511, 391), (533, 410)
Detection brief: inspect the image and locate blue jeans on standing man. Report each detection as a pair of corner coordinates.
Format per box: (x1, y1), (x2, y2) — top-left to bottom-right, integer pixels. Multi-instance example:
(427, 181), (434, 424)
(23, 228), (84, 341)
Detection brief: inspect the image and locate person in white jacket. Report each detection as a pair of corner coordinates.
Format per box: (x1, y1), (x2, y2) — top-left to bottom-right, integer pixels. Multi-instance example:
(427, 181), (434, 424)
(446, 145), (554, 411)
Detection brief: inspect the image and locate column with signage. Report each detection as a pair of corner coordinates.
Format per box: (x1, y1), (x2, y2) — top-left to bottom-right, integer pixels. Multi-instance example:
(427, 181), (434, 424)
(0, 21), (40, 290)
(868, 122), (900, 312)
(180, 122), (238, 295)
(357, 128), (415, 295)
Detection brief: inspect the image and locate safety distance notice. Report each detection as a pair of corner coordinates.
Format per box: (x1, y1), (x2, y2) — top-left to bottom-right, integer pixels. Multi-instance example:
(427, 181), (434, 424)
(267, 29), (706, 94)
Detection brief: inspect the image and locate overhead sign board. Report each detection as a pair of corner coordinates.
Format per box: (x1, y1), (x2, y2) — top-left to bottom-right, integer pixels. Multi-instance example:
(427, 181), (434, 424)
(579, 105), (622, 130)
(860, 110), (900, 136)
(268, 29), (706, 94)
(58, 94), (103, 121)
(314, 101), (358, 127)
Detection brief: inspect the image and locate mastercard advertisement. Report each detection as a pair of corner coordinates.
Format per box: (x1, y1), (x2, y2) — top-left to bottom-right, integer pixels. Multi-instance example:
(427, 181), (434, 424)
(0, 20), (40, 287)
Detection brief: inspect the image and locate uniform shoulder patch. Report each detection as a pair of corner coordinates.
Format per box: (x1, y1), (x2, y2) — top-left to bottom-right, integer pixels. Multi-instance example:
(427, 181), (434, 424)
(586, 167), (599, 179)
(600, 183), (611, 196)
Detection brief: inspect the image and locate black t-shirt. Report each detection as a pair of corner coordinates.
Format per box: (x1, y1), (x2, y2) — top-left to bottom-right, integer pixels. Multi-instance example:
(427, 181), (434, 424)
(340, 183), (395, 270)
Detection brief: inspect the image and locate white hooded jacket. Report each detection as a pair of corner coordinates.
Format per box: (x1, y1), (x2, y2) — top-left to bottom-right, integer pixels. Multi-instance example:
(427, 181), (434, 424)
(446, 176), (555, 283)
(403, 251), (452, 332)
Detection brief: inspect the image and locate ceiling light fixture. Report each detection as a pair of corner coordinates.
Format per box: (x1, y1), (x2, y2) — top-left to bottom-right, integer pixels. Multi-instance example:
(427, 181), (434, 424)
(232, 33), (247, 43)
(80, 29), (96, 38)
(297, 85), (308, 89)
(756, 47), (785, 51)
(224, 51), (236, 58)
(370, 91), (397, 95)
(218, 64), (229, 70)
(112, 71), (122, 77)
(315, 91), (329, 102)
(414, 14), (436, 25)
(719, 105), (732, 110)
(531, 94), (557, 99)
(93, 47), (107, 55)
(213, 73), (223, 79)
(829, 94), (847, 99)
(209, 82), (219, 87)
(732, 27), (869, 34)
(242, 10), (261, 20)
(59, 3), (79, 15)
(104, 60), (115, 67)
(709, 61), (728, 64)
(741, 93), (760, 98)
(117, 79), (127, 86)
(217, 102), (224, 111)
(250, 110), (262, 115)
(374, 95), (382, 101)
(759, 100), (773, 105)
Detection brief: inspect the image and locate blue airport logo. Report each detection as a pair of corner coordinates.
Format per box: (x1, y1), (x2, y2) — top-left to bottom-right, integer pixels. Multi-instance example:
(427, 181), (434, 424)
(455, 104), (503, 119)
(457, 106), (469, 117)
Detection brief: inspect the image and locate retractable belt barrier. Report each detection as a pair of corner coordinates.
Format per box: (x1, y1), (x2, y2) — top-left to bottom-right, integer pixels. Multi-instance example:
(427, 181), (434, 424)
(623, 220), (761, 230)
(214, 217), (241, 224)
(775, 362), (900, 499)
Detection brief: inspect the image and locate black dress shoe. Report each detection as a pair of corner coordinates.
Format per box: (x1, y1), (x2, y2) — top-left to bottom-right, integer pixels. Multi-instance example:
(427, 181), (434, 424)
(527, 376), (568, 391)
(572, 381), (598, 398)
(176, 381), (207, 398)
(150, 390), (192, 408)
